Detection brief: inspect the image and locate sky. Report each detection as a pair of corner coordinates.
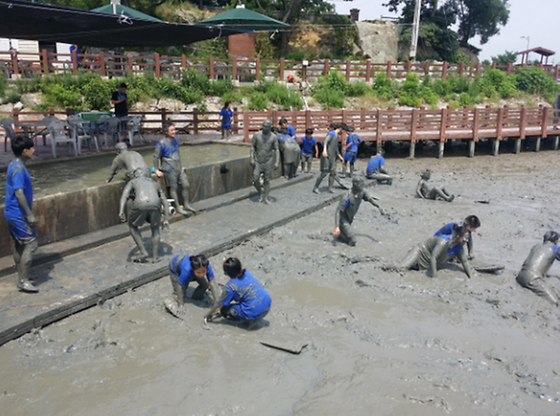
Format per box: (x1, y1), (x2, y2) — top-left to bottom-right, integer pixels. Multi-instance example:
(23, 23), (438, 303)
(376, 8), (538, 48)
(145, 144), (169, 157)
(332, 0), (560, 64)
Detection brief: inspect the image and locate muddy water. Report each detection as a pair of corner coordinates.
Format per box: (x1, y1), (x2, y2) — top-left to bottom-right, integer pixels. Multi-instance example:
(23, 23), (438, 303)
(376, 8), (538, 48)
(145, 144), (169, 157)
(0, 144), (249, 202)
(2, 151), (560, 415)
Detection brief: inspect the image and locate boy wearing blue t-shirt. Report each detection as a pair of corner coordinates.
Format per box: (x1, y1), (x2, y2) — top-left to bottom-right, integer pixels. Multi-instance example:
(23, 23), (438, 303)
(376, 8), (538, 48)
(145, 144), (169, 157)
(342, 126), (361, 178)
(366, 149), (393, 185)
(300, 128), (318, 173)
(205, 257), (271, 329)
(4, 136), (38, 293)
(219, 101), (234, 139)
(434, 215), (480, 260)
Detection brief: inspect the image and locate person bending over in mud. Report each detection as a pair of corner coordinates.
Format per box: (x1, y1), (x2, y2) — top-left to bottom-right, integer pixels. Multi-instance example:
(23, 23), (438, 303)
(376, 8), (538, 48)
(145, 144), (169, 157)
(106, 142), (148, 183)
(166, 253), (221, 314)
(119, 167), (169, 263)
(435, 215), (480, 260)
(333, 176), (386, 247)
(416, 169), (454, 202)
(394, 223), (475, 279)
(205, 257), (271, 329)
(516, 231), (560, 306)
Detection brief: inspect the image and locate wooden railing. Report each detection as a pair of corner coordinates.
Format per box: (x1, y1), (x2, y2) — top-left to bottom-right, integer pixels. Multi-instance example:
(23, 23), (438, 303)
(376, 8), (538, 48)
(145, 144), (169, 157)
(0, 50), (558, 82)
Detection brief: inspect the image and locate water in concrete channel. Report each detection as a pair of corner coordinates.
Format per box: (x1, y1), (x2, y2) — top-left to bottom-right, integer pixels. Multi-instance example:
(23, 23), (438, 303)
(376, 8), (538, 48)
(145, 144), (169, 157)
(0, 143), (249, 202)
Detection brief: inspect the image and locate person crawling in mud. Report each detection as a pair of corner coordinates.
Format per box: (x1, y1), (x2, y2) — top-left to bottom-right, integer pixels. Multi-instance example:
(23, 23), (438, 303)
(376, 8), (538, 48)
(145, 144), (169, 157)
(516, 231), (560, 306)
(416, 169), (454, 202)
(166, 253), (221, 314)
(119, 167), (169, 263)
(106, 142), (148, 183)
(333, 176), (386, 247)
(435, 215), (481, 260)
(394, 223), (475, 279)
(205, 257), (271, 329)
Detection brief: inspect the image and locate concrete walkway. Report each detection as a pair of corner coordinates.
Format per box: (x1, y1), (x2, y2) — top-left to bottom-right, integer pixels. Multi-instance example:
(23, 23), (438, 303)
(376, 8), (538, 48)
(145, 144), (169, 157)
(0, 174), (347, 346)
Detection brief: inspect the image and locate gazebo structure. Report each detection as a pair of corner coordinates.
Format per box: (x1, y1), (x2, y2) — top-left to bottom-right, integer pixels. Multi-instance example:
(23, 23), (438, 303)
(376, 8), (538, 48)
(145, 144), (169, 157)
(518, 47), (555, 65)
(91, 0), (162, 22)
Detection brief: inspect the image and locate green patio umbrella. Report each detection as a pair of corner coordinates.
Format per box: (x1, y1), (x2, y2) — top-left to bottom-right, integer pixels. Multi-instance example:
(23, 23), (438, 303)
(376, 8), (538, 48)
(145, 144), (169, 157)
(92, 0), (162, 22)
(199, 6), (289, 31)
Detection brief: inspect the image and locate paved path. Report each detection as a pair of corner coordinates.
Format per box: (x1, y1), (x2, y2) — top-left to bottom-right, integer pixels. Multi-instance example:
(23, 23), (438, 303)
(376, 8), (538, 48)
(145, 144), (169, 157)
(0, 174), (347, 346)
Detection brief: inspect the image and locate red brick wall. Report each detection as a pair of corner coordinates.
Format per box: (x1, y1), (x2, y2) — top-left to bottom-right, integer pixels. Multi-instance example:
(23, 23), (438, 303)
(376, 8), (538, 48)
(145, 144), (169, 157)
(228, 33), (257, 58)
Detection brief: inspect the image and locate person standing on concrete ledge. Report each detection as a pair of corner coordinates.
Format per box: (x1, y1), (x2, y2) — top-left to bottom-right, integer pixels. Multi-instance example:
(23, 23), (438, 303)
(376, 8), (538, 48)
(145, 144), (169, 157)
(153, 122), (197, 216)
(4, 136), (38, 293)
(333, 176), (385, 247)
(282, 130), (301, 179)
(205, 257), (271, 330)
(366, 149), (393, 185)
(416, 170), (454, 202)
(342, 125), (361, 178)
(106, 142), (148, 183)
(313, 123), (346, 193)
(516, 231), (560, 306)
(251, 119), (279, 204)
(119, 167), (169, 263)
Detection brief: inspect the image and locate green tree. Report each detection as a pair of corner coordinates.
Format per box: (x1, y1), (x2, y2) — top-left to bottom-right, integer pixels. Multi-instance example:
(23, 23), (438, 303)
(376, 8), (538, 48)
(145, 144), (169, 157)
(454, 0), (510, 44)
(491, 50), (517, 66)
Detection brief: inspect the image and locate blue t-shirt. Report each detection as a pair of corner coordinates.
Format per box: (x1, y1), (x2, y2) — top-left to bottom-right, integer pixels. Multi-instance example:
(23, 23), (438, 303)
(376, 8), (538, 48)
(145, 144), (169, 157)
(169, 254), (215, 286)
(301, 136), (317, 155)
(220, 108), (233, 128)
(286, 124), (297, 140)
(440, 235), (464, 256)
(221, 270), (271, 320)
(277, 133), (288, 144)
(155, 137), (180, 173)
(345, 133), (362, 154)
(434, 222), (458, 237)
(366, 156), (385, 175)
(4, 160), (33, 220)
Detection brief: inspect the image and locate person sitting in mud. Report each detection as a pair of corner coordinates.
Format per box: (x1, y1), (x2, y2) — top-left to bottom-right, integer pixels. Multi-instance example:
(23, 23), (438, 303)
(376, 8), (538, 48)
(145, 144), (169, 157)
(435, 215), (480, 260)
(393, 223), (475, 279)
(342, 126), (361, 178)
(106, 142), (148, 183)
(333, 176), (386, 247)
(366, 149), (393, 185)
(205, 257), (271, 329)
(516, 231), (560, 306)
(300, 128), (318, 173)
(282, 130), (301, 179)
(416, 169), (454, 202)
(153, 122), (196, 216)
(313, 123), (347, 194)
(119, 167), (169, 263)
(166, 253), (221, 313)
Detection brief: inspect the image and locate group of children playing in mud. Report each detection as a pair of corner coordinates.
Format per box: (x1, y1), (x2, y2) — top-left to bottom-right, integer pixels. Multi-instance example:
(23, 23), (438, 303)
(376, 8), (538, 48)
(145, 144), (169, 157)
(3, 117), (559, 332)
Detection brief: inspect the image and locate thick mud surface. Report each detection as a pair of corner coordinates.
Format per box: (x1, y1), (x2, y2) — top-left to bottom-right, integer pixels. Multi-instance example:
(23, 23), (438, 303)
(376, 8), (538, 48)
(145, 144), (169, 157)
(2, 151), (560, 415)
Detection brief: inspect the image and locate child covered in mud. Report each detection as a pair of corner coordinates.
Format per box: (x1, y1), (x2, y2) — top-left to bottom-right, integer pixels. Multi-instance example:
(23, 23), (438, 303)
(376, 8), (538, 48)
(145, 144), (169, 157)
(434, 215), (480, 260)
(394, 223), (475, 279)
(516, 231), (560, 306)
(300, 128), (318, 173)
(342, 125), (361, 178)
(416, 169), (454, 202)
(165, 253), (221, 315)
(205, 257), (271, 329)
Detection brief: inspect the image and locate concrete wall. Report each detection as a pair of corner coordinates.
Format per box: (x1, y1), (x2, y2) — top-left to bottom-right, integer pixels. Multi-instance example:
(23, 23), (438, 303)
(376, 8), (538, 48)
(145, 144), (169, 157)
(0, 155), (276, 257)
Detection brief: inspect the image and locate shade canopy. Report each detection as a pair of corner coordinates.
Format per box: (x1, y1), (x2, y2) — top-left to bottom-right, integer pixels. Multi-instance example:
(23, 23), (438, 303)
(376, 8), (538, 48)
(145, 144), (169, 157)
(0, 0), (243, 47)
(91, 2), (162, 22)
(199, 7), (289, 31)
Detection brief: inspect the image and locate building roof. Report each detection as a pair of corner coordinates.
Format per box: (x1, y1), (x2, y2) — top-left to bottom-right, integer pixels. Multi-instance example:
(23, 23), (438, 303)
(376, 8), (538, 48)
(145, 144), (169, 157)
(518, 47), (555, 57)
(199, 7), (289, 31)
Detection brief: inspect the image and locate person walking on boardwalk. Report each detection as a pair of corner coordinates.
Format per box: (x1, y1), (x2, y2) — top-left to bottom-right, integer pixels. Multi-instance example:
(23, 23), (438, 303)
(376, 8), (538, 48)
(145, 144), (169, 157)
(516, 231), (560, 306)
(313, 123), (346, 194)
(251, 119), (279, 204)
(4, 136), (39, 293)
(153, 122), (196, 216)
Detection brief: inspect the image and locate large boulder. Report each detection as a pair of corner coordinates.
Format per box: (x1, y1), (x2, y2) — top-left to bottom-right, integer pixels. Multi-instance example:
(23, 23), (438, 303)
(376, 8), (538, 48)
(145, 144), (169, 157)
(355, 21), (402, 63)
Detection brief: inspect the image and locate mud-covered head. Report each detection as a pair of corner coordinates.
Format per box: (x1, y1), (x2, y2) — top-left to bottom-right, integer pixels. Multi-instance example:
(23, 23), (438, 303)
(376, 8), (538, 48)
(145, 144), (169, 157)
(420, 169), (431, 180)
(377, 147), (385, 157)
(115, 142), (127, 154)
(190, 254), (209, 278)
(450, 223), (470, 246)
(463, 215), (481, 231)
(133, 167), (151, 178)
(262, 119), (272, 134)
(223, 257), (246, 279)
(351, 176), (365, 194)
(345, 125), (355, 133)
(543, 231), (560, 244)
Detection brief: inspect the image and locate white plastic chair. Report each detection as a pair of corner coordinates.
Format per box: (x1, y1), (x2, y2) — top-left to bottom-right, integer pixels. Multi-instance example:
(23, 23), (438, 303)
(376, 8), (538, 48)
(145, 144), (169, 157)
(126, 116), (144, 146)
(100, 116), (121, 148)
(1, 118), (16, 152)
(47, 120), (77, 158)
(33, 116), (59, 146)
(67, 115), (99, 155)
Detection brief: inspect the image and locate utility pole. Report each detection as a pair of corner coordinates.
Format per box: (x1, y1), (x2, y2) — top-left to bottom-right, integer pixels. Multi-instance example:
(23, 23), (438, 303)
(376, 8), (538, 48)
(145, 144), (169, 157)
(409, 0), (421, 61)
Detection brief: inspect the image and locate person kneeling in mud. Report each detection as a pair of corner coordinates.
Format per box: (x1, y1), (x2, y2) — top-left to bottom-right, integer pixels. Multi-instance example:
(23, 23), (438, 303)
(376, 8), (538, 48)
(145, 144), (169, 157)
(416, 169), (454, 202)
(516, 231), (560, 306)
(167, 254), (221, 313)
(395, 223), (475, 278)
(434, 215), (480, 260)
(366, 149), (392, 185)
(333, 176), (386, 247)
(119, 167), (170, 263)
(205, 257), (271, 329)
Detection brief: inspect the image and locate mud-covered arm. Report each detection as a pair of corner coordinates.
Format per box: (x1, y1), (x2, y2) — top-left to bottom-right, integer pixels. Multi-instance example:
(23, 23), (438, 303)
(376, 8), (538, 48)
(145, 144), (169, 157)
(428, 239), (447, 278)
(250, 135), (257, 165)
(364, 191), (384, 215)
(322, 134), (331, 157)
(273, 135), (279, 169)
(467, 232), (474, 259)
(416, 180), (426, 199)
(334, 200), (343, 228)
(457, 247), (475, 279)
(14, 189), (36, 226)
(157, 185), (170, 225)
(153, 144), (163, 173)
(106, 157), (120, 183)
(119, 182), (133, 221)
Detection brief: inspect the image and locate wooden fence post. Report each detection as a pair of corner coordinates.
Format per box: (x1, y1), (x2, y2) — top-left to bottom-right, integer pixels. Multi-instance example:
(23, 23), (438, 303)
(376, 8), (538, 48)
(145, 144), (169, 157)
(440, 107), (447, 143)
(424, 60), (429, 77)
(209, 55), (215, 80)
(323, 58), (329, 76)
(193, 108), (199, 135)
(161, 108), (167, 131)
(365, 59), (371, 83)
(506, 63), (512, 76)
(155, 53), (161, 78)
(233, 107), (239, 134)
(99, 51), (106, 77)
(279, 57), (285, 80)
(255, 56), (261, 81)
(472, 108), (480, 157)
(496, 106), (504, 141)
(475, 62), (481, 77)
(410, 108), (418, 158)
(406, 59), (412, 74)
(386, 61), (392, 79)
(181, 54), (187, 73)
(541, 106), (549, 138)
(12, 107), (20, 125)
(442, 61), (447, 79)
(41, 49), (49, 74)
(345, 59), (351, 81)
(491, 62), (497, 69)
(519, 106), (527, 147)
(71, 48), (78, 75)
(376, 109), (382, 145)
(128, 52), (133, 74)
(232, 56), (238, 81)
(555, 65), (560, 81)
(244, 111), (250, 142)
(305, 109), (311, 129)
(458, 62), (464, 77)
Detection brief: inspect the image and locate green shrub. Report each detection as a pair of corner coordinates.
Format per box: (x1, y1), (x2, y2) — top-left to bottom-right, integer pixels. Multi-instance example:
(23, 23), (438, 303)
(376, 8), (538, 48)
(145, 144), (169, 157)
(499, 76), (517, 99)
(248, 91), (268, 110)
(449, 76), (471, 94)
(81, 74), (112, 111)
(482, 83), (498, 99)
(314, 88), (345, 109)
(346, 81), (370, 97)
(372, 73), (398, 100)
(421, 87), (438, 105)
(398, 73), (421, 107)
(5, 89), (21, 104)
(180, 69), (211, 94)
(458, 92), (475, 107)
(0, 73), (7, 97)
(432, 78), (453, 97)
(515, 66), (560, 102)
(209, 79), (234, 96)
(483, 68), (506, 90)
(221, 91), (243, 104)
(42, 83), (82, 111)
(264, 82), (303, 110)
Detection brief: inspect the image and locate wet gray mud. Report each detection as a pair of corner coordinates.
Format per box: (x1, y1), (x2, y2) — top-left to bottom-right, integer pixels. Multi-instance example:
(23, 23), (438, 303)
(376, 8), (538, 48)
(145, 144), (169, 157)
(2, 152), (560, 415)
